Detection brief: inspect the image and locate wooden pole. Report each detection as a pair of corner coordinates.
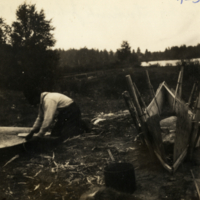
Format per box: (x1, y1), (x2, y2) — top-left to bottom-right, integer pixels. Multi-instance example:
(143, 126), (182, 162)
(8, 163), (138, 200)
(173, 70), (182, 111)
(126, 75), (146, 124)
(178, 66), (184, 99)
(145, 70), (155, 99)
(145, 70), (160, 116)
(133, 82), (150, 117)
(125, 75), (153, 153)
(188, 82), (197, 108)
(122, 91), (141, 132)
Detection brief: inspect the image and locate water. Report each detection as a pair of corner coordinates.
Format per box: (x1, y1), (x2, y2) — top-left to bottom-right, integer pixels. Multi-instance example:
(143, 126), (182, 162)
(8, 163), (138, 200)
(141, 58), (200, 67)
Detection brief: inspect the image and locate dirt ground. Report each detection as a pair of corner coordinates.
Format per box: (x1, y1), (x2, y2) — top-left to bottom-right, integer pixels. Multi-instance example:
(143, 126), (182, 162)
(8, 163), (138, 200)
(0, 108), (200, 200)
(0, 67), (200, 200)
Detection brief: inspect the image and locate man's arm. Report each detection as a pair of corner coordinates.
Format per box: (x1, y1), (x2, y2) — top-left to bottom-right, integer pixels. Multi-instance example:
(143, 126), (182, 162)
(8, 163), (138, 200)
(36, 99), (57, 137)
(25, 106), (43, 140)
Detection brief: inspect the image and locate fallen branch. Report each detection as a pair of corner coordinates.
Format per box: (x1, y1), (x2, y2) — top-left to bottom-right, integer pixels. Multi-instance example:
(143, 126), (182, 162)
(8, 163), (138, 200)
(191, 170), (200, 199)
(34, 184), (40, 191)
(45, 182), (53, 190)
(107, 149), (115, 161)
(63, 135), (81, 143)
(34, 170), (42, 177)
(3, 155), (19, 167)
(24, 176), (34, 180)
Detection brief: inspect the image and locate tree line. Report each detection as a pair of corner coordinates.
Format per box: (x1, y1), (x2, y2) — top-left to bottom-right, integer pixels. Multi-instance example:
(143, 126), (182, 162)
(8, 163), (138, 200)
(56, 41), (140, 74)
(142, 44), (200, 62)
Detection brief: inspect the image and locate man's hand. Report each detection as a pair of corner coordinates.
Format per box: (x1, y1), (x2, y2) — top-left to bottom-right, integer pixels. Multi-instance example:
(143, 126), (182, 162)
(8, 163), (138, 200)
(35, 132), (44, 138)
(25, 131), (35, 141)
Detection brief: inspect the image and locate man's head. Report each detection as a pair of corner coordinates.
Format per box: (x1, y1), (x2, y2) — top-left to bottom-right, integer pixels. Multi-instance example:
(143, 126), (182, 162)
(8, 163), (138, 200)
(23, 86), (41, 106)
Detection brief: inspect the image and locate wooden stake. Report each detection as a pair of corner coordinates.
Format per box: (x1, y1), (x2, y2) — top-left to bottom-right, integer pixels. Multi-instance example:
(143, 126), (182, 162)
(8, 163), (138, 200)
(173, 70), (182, 111)
(145, 70), (155, 99)
(178, 66), (184, 99)
(126, 75), (146, 125)
(125, 75), (153, 153)
(188, 82), (197, 108)
(122, 91), (141, 132)
(133, 82), (150, 118)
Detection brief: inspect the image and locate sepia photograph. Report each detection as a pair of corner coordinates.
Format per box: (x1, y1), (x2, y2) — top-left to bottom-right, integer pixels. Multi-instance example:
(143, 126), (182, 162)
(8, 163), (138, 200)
(0, 0), (200, 199)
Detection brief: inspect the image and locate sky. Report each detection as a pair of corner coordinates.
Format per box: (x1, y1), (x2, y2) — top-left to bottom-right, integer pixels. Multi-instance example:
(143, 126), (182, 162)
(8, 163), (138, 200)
(1, 0), (200, 53)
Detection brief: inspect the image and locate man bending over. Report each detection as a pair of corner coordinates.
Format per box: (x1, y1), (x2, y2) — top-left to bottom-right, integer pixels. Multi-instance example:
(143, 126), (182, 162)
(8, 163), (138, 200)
(25, 91), (90, 141)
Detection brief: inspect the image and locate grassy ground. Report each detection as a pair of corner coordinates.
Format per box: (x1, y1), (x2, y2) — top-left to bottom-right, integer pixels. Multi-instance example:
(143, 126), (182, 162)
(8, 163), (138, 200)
(0, 66), (200, 200)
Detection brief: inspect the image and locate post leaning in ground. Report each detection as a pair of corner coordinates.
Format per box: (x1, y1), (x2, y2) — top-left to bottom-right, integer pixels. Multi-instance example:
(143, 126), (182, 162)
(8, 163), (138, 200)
(133, 82), (150, 118)
(122, 91), (141, 133)
(173, 69), (182, 111)
(125, 75), (153, 154)
(188, 82), (197, 108)
(178, 66), (184, 99)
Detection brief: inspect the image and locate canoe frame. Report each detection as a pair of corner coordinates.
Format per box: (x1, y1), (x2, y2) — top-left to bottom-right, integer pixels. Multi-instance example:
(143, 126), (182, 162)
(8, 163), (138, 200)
(125, 67), (200, 173)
